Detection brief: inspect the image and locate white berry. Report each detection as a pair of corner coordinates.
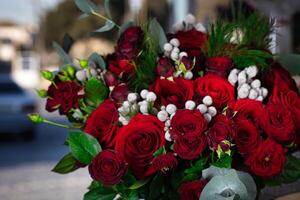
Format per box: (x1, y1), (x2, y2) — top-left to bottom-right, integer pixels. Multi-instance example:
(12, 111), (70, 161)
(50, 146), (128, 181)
(204, 113), (212, 122)
(170, 38), (180, 47)
(238, 87), (249, 99)
(157, 110), (169, 122)
(173, 22), (184, 32)
(251, 79), (261, 89)
(256, 96), (263, 101)
(171, 51), (179, 61)
(240, 83), (251, 90)
(166, 104), (177, 115)
(76, 70), (87, 81)
(165, 119), (171, 127)
(146, 92), (157, 102)
(185, 14), (196, 25)
(140, 89), (149, 99)
(228, 73), (238, 86)
(246, 66), (258, 79)
(208, 106), (217, 117)
(140, 104), (148, 114)
(164, 43), (173, 52)
(184, 71), (193, 80)
(197, 104), (207, 114)
(185, 100), (196, 110)
(179, 52), (188, 59)
(203, 96), (213, 106)
(195, 23), (206, 33)
(249, 89), (258, 100)
(238, 71), (247, 84)
(127, 93), (137, 103)
(165, 131), (172, 142)
(123, 101), (131, 108)
(262, 87), (268, 98)
(172, 47), (180, 53)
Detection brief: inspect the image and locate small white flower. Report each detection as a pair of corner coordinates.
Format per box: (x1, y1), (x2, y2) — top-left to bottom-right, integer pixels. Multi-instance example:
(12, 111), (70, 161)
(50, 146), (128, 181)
(256, 96), (263, 101)
(138, 100), (148, 106)
(146, 92), (157, 102)
(249, 89), (258, 100)
(238, 87), (249, 99)
(163, 43), (173, 52)
(184, 71), (193, 80)
(228, 73), (238, 86)
(170, 38), (180, 47)
(179, 52), (188, 59)
(140, 104), (148, 114)
(165, 131), (172, 142)
(170, 51), (179, 61)
(237, 71), (247, 84)
(251, 79), (261, 89)
(140, 89), (149, 99)
(195, 23), (206, 33)
(75, 70), (87, 81)
(173, 22), (184, 32)
(185, 100), (196, 110)
(165, 119), (171, 127)
(172, 47), (180, 53)
(123, 101), (131, 108)
(118, 106), (130, 115)
(245, 66), (258, 79)
(261, 87), (268, 98)
(204, 113), (212, 122)
(197, 104), (207, 114)
(203, 96), (213, 106)
(166, 104), (177, 115)
(127, 93), (137, 103)
(157, 110), (169, 122)
(208, 106), (217, 117)
(185, 14), (196, 25)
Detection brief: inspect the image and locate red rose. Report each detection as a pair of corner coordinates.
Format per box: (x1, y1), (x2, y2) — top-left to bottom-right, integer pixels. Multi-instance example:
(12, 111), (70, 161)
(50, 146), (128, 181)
(151, 78), (194, 108)
(178, 180), (208, 200)
(195, 74), (235, 109)
(245, 139), (287, 178)
(110, 84), (129, 104)
(115, 114), (165, 179)
(152, 153), (178, 173)
(205, 56), (232, 78)
(108, 59), (134, 77)
(84, 100), (119, 149)
(46, 81), (83, 114)
(261, 102), (296, 144)
(174, 134), (207, 160)
(103, 71), (118, 86)
(89, 150), (127, 186)
(156, 57), (175, 78)
(234, 118), (262, 156)
(207, 114), (234, 150)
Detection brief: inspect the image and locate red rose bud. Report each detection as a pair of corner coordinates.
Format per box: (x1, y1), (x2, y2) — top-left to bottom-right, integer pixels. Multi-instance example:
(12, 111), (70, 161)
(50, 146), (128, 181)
(206, 56), (232, 78)
(152, 153), (178, 173)
(89, 150), (128, 186)
(110, 84), (129, 104)
(178, 180), (208, 200)
(156, 57), (175, 78)
(246, 139), (287, 178)
(104, 71), (118, 87)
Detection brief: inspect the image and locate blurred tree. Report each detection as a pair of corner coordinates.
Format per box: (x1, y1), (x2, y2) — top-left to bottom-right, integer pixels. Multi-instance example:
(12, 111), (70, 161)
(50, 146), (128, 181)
(40, 0), (126, 49)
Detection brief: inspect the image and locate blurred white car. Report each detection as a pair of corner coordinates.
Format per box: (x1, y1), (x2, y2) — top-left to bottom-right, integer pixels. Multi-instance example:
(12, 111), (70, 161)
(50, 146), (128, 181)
(0, 77), (36, 140)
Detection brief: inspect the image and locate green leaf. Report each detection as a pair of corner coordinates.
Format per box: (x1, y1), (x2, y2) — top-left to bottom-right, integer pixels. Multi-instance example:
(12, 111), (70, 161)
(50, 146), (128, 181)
(84, 78), (109, 107)
(128, 190), (139, 200)
(211, 154), (232, 168)
(88, 53), (106, 69)
(94, 21), (115, 33)
(265, 154), (300, 186)
(153, 147), (165, 157)
(84, 186), (116, 200)
(119, 21), (134, 36)
(52, 42), (71, 64)
(184, 157), (208, 175)
(67, 131), (101, 164)
(149, 175), (164, 200)
(41, 70), (54, 81)
(88, 181), (102, 190)
(149, 18), (167, 53)
(104, 0), (112, 19)
(74, 0), (98, 15)
(51, 153), (79, 174)
(128, 178), (151, 190)
(36, 89), (48, 98)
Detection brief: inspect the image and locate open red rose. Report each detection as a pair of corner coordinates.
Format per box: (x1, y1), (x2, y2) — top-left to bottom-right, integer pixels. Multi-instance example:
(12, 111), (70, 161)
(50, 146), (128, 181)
(234, 118), (262, 156)
(46, 81), (83, 115)
(195, 74), (235, 109)
(151, 78), (194, 108)
(205, 56), (232, 78)
(115, 114), (165, 179)
(178, 180), (208, 200)
(152, 153), (178, 173)
(156, 57), (175, 78)
(108, 59), (134, 77)
(89, 150), (127, 186)
(261, 102), (296, 144)
(245, 139), (287, 178)
(170, 109), (207, 140)
(84, 100), (119, 149)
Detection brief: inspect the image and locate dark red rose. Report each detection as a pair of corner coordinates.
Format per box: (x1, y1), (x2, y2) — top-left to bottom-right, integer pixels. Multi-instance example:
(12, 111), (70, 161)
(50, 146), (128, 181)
(261, 102), (296, 144)
(207, 114), (234, 150)
(178, 180), (208, 200)
(89, 150), (127, 186)
(263, 62), (297, 92)
(174, 134), (207, 160)
(229, 99), (264, 126)
(84, 100), (119, 149)
(234, 118), (262, 156)
(151, 78), (194, 108)
(110, 84), (129, 104)
(46, 81), (83, 114)
(205, 56), (232, 78)
(152, 153), (178, 173)
(116, 26), (143, 60)
(108, 59), (134, 77)
(104, 71), (118, 87)
(195, 74), (235, 109)
(156, 57), (175, 77)
(115, 114), (165, 179)
(246, 139), (287, 178)
(170, 109), (207, 140)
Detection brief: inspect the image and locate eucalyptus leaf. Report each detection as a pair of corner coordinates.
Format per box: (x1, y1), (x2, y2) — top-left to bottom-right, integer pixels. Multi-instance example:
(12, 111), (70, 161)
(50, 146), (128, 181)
(88, 53), (106, 69)
(95, 20), (115, 33)
(84, 78), (109, 107)
(74, 0), (98, 15)
(104, 0), (112, 19)
(51, 153), (79, 174)
(149, 18), (167, 53)
(52, 42), (72, 64)
(67, 131), (101, 164)
(78, 13), (89, 20)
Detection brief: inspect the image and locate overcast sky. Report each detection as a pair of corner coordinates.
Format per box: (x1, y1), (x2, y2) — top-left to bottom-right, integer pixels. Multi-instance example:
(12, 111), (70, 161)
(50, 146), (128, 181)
(0, 0), (62, 25)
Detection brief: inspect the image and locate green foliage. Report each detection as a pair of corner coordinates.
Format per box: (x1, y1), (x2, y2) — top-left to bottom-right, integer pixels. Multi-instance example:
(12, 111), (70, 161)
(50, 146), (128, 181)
(67, 130), (102, 164)
(89, 53), (106, 69)
(211, 154), (232, 168)
(264, 154), (300, 186)
(74, 0), (98, 15)
(148, 174), (165, 200)
(84, 78), (109, 107)
(94, 20), (115, 33)
(148, 18), (167, 53)
(153, 147), (166, 157)
(52, 153), (79, 174)
(84, 184), (117, 200)
(183, 157), (208, 181)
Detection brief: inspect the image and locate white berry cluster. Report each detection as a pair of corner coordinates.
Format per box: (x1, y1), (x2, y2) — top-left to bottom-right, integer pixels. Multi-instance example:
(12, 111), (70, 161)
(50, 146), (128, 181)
(228, 66), (268, 101)
(163, 38), (188, 62)
(196, 96), (217, 123)
(76, 67), (100, 82)
(156, 104), (177, 142)
(173, 14), (206, 33)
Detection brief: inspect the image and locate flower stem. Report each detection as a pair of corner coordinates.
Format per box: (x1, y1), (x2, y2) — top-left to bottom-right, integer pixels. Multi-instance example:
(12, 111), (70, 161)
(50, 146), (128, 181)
(44, 119), (70, 129)
(92, 11), (120, 29)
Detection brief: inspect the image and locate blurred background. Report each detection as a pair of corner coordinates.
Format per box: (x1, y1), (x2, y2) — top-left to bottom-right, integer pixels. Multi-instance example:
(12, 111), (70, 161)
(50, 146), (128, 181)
(0, 0), (300, 200)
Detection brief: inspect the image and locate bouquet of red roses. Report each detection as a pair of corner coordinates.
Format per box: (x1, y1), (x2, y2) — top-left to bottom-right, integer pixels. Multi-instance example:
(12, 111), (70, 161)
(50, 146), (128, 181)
(29, 0), (300, 199)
